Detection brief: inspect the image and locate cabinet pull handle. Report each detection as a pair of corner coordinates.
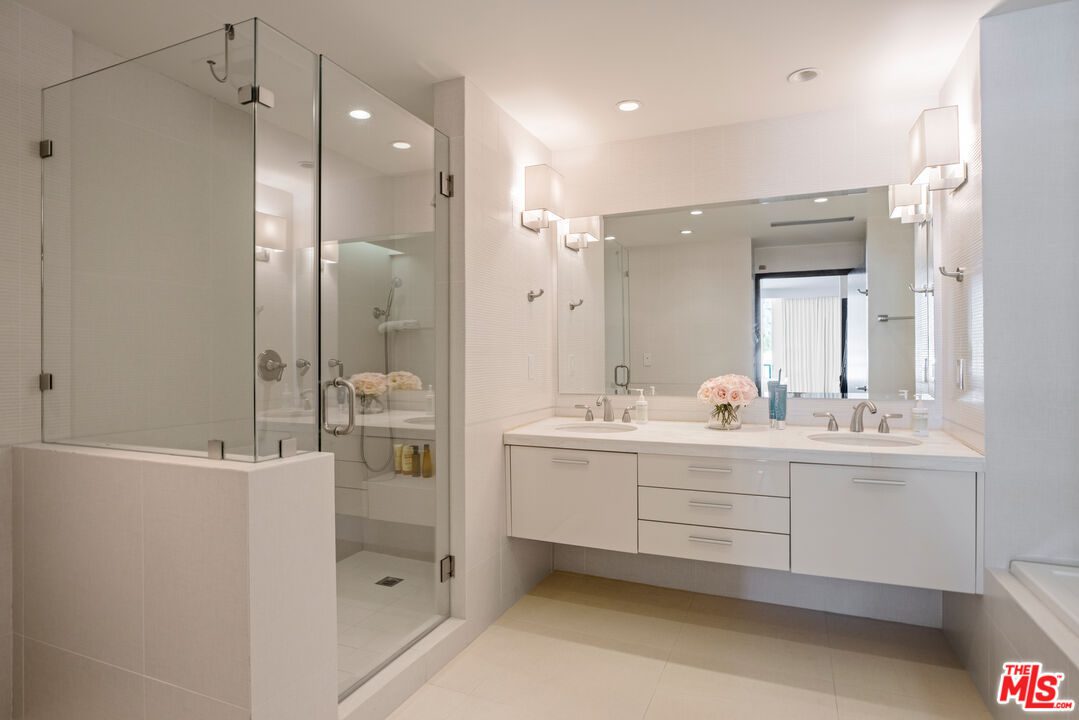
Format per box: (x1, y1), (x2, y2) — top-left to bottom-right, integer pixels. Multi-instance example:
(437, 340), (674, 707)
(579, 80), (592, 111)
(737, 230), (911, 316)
(688, 500), (734, 510)
(687, 466), (733, 474)
(688, 536), (734, 546)
(852, 477), (907, 487)
(551, 458), (589, 465)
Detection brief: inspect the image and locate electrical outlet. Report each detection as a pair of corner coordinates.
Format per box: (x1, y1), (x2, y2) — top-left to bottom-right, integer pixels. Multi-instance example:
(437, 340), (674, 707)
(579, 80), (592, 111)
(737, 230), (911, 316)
(643, 352), (653, 367)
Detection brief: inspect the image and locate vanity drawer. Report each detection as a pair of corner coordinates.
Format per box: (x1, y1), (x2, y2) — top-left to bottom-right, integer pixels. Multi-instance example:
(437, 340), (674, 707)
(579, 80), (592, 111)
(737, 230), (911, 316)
(509, 446), (637, 553)
(638, 486), (789, 533)
(790, 463), (976, 593)
(638, 520), (789, 571)
(638, 454), (789, 497)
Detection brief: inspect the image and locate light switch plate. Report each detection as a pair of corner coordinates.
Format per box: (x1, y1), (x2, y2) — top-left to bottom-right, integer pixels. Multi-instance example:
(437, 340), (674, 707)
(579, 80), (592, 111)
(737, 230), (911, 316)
(643, 352), (653, 367)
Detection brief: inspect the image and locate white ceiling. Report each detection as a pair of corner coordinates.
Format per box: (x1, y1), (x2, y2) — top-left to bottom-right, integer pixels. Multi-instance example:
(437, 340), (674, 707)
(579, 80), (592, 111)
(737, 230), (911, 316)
(22, 0), (998, 150)
(604, 188), (887, 249)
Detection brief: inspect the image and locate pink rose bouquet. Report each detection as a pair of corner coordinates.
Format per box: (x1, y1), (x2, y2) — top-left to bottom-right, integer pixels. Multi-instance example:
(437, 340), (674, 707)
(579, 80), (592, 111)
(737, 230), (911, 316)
(697, 374), (758, 429)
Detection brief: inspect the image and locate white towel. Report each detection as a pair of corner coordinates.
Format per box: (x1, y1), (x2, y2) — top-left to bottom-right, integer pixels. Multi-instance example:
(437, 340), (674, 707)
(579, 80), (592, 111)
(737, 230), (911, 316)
(378, 319), (420, 334)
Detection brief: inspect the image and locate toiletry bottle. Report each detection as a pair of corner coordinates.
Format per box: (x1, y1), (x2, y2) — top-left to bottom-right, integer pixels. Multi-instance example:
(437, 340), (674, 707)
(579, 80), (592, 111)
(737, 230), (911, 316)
(774, 384), (788, 429)
(634, 388), (649, 424)
(411, 446), (421, 477)
(425, 385), (435, 415)
(912, 397), (929, 437)
(401, 445), (414, 475)
(767, 380), (779, 428)
(422, 444), (433, 478)
(393, 444), (404, 473)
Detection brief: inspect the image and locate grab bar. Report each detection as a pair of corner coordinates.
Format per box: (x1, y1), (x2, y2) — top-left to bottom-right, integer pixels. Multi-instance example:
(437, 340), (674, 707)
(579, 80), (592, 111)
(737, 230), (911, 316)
(322, 377), (356, 436)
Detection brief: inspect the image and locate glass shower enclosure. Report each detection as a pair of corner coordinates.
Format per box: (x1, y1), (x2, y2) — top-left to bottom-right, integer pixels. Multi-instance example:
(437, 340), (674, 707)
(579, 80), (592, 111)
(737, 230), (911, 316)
(39, 19), (451, 702)
(41, 20), (319, 460)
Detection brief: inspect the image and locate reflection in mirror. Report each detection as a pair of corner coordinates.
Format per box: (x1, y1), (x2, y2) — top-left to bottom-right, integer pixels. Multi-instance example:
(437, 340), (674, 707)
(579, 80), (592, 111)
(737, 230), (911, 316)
(557, 188), (934, 400)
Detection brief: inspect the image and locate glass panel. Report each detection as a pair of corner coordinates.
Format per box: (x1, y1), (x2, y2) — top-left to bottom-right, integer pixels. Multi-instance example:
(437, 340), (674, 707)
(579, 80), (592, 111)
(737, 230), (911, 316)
(253, 22), (319, 458)
(320, 57), (450, 699)
(42, 22), (259, 459)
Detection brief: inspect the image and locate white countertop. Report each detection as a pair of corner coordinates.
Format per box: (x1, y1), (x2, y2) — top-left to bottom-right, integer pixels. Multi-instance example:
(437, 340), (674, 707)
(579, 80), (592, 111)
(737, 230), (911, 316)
(503, 416), (984, 472)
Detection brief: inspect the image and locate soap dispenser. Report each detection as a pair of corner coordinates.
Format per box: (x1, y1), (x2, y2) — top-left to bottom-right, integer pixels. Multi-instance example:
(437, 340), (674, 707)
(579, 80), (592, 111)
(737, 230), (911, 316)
(912, 396), (929, 437)
(634, 388), (649, 424)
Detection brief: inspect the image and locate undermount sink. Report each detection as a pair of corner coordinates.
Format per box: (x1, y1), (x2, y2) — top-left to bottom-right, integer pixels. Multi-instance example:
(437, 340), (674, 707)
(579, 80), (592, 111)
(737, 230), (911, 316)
(403, 415), (436, 425)
(808, 433), (921, 448)
(556, 423), (638, 434)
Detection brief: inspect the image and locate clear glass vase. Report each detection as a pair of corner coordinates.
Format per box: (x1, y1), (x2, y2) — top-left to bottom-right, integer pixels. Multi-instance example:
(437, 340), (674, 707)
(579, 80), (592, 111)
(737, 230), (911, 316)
(707, 404), (742, 430)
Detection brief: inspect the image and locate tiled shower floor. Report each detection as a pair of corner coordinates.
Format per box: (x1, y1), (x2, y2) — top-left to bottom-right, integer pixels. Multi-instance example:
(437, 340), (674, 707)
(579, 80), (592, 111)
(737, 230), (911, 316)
(336, 551), (444, 695)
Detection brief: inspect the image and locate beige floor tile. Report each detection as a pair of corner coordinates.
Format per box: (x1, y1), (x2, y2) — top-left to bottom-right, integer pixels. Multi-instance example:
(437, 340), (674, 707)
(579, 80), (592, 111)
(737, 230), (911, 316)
(832, 648), (985, 713)
(496, 592), (686, 652)
(668, 621), (835, 693)
(406, 574), (992, 720)
(836, 691), (992, 719)
(827, 613), (961, 665)
(645, 683), (839, 720)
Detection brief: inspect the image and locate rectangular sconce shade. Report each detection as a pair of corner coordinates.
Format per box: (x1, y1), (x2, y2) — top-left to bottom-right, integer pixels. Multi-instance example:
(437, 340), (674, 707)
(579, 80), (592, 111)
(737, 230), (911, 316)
(255, 211), (288, 253)
(889, 183), (928, 224)
(522, 164), (565, 231)
(909, 105), (966, 190)
(321, 241), (339, 263)
(564, 216), (602, 251)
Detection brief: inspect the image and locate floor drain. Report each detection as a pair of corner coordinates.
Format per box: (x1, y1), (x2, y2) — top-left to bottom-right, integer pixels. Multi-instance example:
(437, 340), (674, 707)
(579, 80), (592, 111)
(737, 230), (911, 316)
(375, 576), (404, 587)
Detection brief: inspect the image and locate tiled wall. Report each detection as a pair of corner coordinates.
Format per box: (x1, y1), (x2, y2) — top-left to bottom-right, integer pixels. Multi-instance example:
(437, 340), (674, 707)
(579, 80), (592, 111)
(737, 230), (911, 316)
(979, 0), (1079, 570)
(943, 2), (1079, 713)
(12, 444), (337, 719)
(934, 28), (986, 453)
(434, 77), (554, 635)
(0, 3), (76, 715)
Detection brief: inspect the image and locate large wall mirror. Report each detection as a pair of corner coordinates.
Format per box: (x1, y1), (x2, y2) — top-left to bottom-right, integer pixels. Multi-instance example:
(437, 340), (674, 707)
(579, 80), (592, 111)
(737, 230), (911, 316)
(557, 187), (935, 400)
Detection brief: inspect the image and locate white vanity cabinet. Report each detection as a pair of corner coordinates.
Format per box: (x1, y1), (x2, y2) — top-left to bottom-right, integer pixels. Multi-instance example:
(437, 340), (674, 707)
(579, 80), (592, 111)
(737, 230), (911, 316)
(790, 463), (977, 593)
(504, 418), (984, 594)
(508, 446), (638, 553)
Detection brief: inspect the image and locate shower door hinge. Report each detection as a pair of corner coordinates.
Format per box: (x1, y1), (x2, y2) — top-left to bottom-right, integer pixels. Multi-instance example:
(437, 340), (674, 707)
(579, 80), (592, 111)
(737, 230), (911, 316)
(440, 554), (455, 583)
(39, 140), (53, 158)
(439, 172), (454, 198)
(238, 85), (275, 109)
(38, 373), (53, 391)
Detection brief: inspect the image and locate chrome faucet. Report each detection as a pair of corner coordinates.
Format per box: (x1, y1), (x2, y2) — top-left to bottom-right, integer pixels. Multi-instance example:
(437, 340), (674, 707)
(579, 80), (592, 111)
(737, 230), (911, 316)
(596, 395), (614, 422)
(574, 404), (595, 421)
(850, 401), (878, 432)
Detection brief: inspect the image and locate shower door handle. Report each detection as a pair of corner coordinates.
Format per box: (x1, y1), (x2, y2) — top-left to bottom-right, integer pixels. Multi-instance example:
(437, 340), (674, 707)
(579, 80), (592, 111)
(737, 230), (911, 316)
(322, 377), (356, 436)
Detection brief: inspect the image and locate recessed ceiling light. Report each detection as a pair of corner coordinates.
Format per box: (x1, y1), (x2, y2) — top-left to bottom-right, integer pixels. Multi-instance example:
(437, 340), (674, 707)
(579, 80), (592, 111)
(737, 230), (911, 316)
(787, 67), (820, 84)
(680, 229), (693, 235)
(349, 109), (372, 120)
(814, 197), (829, 203)
(616, 99), (641, 112)
(391, 141), (411, 150)
(689, 209), (703, 216)
(604, 235), (616, 240)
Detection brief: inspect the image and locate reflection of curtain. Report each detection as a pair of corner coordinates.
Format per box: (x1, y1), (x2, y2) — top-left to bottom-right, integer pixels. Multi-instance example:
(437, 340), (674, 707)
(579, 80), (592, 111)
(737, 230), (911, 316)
(771, 297), (841, 394)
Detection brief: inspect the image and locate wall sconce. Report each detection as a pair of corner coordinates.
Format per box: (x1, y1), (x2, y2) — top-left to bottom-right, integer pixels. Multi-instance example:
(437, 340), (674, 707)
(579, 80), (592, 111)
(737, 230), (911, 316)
(321, 241), (338, 266)
(521, 164), (564, 232)
(563, 216), (602, 251)
(888, 183), (929, 224)
(255, 211), (288, 262)
(909, 105), (967, 191)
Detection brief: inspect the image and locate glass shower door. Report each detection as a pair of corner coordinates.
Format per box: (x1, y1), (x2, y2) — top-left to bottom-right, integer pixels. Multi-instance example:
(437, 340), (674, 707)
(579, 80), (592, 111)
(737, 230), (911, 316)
(319, 57), (450, 699)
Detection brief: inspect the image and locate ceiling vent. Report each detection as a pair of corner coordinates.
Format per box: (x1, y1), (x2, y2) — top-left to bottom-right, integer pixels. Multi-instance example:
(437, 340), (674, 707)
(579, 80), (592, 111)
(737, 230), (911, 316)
(770, 216), (855, 228)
